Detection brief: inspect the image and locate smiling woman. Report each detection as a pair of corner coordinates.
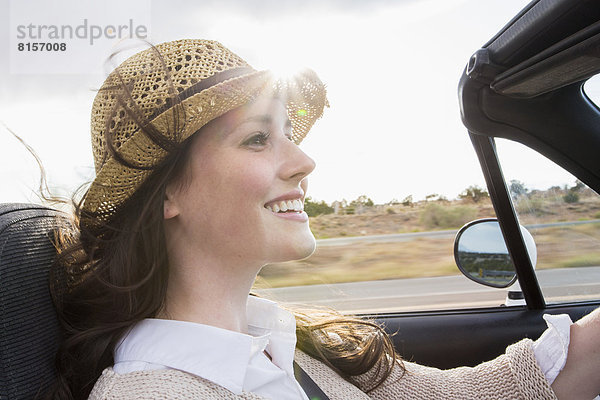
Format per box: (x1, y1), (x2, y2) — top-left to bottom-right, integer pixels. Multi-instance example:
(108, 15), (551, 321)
(46, 39), (401, 400)
(42, 38), (600, 400)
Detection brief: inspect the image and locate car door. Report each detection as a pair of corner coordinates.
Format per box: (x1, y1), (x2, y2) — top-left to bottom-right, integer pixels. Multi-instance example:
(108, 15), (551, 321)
(376, 0), (600, 369)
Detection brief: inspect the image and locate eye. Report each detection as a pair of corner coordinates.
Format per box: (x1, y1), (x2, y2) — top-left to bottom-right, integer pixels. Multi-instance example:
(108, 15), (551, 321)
(243, 131), (270, 147)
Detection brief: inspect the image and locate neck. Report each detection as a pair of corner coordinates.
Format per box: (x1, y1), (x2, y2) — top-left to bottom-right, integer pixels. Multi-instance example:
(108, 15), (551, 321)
(159, 253), (261, 334)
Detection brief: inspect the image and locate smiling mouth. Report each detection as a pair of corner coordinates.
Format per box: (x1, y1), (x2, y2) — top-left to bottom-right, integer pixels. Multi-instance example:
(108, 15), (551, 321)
(265, 199), (304, 213)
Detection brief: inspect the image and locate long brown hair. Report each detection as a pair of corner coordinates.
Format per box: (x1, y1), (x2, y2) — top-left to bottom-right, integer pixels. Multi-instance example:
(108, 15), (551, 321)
(47, 48), (402, 400)
(48, 137), (193, 399)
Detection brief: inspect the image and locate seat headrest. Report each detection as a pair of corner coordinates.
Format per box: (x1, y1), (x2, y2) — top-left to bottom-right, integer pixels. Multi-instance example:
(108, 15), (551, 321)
(0, 203), (68, 399)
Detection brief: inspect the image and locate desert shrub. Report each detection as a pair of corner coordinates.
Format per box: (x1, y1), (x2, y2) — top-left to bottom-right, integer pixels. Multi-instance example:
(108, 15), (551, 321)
(459, 185), (489, 203)
(350, 195), (374, 207)
(420, 203), (477, 229)
(563, 191), (580, 204)
(515, 196), (546, 215)
(304, 197), (334, 216)
(386, 208), (396, 214)
(509, 180), (528, 198)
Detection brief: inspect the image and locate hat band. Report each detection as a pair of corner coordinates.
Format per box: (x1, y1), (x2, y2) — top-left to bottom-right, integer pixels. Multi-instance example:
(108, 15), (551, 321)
(150, 66), (255, 119)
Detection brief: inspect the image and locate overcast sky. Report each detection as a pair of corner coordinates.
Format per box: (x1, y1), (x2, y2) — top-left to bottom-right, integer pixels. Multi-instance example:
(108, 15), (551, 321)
(1, 0), (595, 205)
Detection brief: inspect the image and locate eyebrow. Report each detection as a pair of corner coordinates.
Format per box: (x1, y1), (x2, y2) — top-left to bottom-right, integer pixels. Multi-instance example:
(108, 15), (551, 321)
(226, 114), (293, 137)
(238, 115), (292, 128)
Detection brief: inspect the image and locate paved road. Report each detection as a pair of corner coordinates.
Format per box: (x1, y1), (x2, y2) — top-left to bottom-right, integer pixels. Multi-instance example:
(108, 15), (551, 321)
(315, 219), (600, 247)
(255, 266), (600, 313)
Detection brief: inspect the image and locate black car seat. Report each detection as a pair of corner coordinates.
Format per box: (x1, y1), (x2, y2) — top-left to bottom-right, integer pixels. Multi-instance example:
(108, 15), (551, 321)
(0, 203), (66, 399)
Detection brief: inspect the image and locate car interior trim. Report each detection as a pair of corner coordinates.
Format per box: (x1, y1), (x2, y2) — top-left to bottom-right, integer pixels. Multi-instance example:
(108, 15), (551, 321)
(492, 24), (600, 97)
(468, 133), (545, 310)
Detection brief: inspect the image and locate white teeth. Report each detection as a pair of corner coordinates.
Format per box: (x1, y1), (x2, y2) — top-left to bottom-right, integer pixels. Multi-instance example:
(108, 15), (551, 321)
(266, 199), (304, 213)
(293, 199), (302, 210)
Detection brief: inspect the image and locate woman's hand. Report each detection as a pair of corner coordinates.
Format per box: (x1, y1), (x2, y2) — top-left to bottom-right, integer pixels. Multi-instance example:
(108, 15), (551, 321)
(551, 307), (600, 399)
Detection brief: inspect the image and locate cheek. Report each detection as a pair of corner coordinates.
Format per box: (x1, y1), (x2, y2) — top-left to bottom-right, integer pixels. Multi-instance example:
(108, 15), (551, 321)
(203, 159), (276, 257)
(190, 156), (274, 232)
(217, 158), (273, 206)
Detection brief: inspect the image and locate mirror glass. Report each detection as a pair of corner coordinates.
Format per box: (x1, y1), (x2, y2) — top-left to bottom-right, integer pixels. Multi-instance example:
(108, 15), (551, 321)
(454, 219), (537, 288)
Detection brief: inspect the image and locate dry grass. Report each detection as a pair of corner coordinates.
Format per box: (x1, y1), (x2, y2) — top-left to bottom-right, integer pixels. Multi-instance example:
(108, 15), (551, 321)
(259, 236), (458, 287)
(533, 223), (600, 269)
(309, 200), (496, 239)
(257, 195), (600, 288)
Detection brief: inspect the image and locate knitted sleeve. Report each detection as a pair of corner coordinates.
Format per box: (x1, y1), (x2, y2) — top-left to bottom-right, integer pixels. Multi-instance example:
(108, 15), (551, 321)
(357, 339), (558, 400)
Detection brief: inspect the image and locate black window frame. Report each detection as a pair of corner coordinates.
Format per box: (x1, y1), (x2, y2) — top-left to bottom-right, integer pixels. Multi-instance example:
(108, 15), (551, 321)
(458, 0), (600, 310)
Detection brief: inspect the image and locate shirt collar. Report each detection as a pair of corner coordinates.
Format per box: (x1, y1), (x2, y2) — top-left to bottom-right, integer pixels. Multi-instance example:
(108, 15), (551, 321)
(246, 295), (297, 372)
(114, 296), (297, 395)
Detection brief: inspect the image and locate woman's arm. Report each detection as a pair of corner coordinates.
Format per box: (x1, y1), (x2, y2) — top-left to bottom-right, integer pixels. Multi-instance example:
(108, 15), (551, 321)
(551, 307), (600, 400)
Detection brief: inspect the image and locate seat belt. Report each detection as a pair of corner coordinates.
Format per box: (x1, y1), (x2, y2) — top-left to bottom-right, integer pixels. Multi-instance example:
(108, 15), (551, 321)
(293, 361), (331, 400)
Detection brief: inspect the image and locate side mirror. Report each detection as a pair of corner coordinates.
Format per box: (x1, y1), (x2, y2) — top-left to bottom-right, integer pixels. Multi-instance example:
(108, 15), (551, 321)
(453, 218), (537, 288)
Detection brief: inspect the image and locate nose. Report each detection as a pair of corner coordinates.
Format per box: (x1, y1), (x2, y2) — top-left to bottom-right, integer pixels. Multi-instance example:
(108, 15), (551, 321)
(280, 138), (316, 182)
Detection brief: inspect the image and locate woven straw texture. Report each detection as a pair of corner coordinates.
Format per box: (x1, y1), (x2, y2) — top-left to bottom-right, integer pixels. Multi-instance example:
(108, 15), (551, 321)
(83, 39), (328, 227)
(0, 204), (67, 399)
(89, 343), (558, 399)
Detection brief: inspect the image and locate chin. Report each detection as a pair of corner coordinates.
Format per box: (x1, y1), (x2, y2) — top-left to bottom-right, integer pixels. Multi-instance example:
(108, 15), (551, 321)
(274, 232), (316, 262)
(294, 235), (317, 260)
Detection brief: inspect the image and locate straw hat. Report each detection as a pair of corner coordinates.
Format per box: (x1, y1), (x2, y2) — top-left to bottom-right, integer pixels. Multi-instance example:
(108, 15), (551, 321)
(82, 39), (328, 228)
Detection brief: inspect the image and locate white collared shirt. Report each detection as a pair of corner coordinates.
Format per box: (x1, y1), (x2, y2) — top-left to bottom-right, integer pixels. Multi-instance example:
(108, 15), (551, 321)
(114, 296), (309, 400)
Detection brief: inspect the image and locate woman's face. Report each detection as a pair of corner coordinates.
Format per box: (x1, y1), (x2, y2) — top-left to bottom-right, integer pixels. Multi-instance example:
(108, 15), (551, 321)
(164, 94), (317, 267)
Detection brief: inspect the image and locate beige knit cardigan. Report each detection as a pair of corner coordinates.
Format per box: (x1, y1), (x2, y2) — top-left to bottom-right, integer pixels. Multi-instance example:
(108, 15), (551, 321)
(88, 339), (557, 399)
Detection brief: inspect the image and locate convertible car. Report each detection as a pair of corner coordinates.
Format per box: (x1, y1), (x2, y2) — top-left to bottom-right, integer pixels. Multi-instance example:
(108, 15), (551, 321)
(1, 0), (599, 397)
(383, 0), (600, 370)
